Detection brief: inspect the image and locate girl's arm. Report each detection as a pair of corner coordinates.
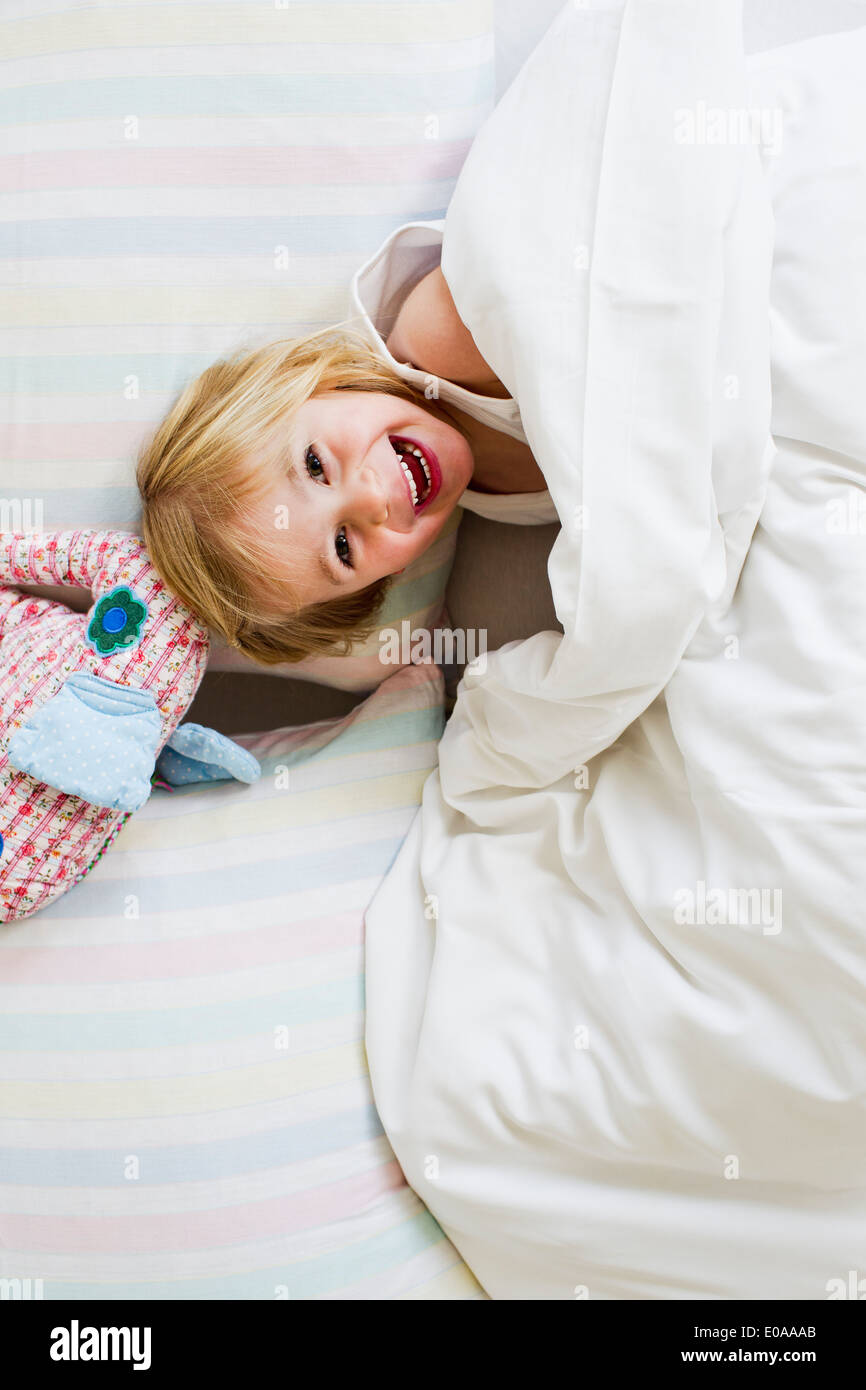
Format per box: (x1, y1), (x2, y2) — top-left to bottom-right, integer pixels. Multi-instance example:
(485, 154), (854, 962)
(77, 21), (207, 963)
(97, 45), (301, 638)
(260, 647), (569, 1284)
(0, 531), (128, 591)
(385, 266), (511, 399)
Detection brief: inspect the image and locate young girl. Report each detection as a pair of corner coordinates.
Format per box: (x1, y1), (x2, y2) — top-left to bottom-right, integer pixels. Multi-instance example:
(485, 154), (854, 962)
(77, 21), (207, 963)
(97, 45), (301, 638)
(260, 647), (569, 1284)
(136, 218), (558, 666)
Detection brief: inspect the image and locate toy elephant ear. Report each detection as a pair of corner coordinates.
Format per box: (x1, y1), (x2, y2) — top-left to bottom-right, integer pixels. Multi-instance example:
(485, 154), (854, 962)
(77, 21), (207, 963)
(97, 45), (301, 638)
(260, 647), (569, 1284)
(155, 723), (261, 788)
(7, 672), (162, 813)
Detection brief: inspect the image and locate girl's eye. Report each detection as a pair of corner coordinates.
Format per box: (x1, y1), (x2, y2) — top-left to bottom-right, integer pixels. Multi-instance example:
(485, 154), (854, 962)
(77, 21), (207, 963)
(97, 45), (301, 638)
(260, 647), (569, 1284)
(305, 446), (353, 569)
(305, 446), (325, 480)
(335, 529), (352, 568)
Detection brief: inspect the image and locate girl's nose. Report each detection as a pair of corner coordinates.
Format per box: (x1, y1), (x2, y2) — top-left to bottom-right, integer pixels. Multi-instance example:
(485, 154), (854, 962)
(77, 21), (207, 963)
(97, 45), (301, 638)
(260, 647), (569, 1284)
(349, 465), (389, 524)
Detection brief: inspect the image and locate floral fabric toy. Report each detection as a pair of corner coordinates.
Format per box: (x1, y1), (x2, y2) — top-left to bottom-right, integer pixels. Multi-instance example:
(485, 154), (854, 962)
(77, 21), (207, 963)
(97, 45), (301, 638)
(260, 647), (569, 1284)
(0, 530), (260, 923)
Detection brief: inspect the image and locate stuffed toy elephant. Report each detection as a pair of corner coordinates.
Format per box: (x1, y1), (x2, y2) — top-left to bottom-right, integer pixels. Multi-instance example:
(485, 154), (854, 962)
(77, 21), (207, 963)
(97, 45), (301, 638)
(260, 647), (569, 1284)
(0, 530), (261, 923)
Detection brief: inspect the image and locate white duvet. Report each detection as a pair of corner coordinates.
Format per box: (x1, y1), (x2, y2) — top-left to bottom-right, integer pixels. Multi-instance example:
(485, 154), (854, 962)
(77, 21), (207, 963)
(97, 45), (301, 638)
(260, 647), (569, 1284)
(365, 0), (866, 1299)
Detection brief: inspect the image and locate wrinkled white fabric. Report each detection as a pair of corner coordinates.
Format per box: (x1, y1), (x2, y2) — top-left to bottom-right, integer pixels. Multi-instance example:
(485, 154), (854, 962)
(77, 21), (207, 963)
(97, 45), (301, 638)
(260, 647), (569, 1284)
(364, 0), (866, 1299)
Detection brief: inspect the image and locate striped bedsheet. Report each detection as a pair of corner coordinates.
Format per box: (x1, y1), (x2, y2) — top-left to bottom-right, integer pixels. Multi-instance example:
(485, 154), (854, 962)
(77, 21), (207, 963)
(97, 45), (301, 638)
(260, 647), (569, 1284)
(0, 662), (486, 1298)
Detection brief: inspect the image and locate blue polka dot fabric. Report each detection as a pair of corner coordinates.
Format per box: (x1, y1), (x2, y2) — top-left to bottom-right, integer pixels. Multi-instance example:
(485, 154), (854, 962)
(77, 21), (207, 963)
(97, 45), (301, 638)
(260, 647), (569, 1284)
(7, 672), (162, 813)
(155, 723), (261, 787)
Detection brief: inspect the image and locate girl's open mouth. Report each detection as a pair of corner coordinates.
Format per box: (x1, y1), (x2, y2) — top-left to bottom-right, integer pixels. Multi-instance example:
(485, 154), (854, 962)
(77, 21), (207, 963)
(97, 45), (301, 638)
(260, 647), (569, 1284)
(389, 436), (442, 513)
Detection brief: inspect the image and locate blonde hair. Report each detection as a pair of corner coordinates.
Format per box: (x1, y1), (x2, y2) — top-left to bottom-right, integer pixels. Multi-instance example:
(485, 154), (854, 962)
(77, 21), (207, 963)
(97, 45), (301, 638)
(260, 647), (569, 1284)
(136, 321), (462, 666)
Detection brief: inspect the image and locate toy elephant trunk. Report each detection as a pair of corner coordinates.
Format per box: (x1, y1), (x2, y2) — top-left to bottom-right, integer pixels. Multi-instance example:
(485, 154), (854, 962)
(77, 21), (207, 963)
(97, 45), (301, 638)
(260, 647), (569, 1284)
(0, 530), (260, 923)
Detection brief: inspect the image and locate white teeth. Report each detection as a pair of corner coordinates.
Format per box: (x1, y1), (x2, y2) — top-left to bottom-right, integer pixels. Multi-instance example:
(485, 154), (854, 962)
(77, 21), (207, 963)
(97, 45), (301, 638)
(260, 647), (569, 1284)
(398, 455), (418, 504)
(392, 439), (431, 505)
(411, 447), (432, 487)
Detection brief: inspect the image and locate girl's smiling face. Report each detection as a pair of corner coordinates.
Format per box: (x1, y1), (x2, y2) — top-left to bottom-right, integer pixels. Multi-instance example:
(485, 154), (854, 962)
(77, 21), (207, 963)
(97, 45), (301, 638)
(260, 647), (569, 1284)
(248, 388), (475, 610)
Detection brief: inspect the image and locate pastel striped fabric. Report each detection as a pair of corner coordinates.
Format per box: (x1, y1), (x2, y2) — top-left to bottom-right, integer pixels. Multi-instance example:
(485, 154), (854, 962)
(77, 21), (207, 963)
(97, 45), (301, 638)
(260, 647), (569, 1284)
(0, 660), (486, 1299)
(0, 0), (496, 688)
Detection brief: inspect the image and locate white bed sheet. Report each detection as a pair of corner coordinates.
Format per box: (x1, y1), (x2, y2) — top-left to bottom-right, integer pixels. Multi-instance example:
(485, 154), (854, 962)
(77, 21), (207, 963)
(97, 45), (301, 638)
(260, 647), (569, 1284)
(365, 0), (866, 1299)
